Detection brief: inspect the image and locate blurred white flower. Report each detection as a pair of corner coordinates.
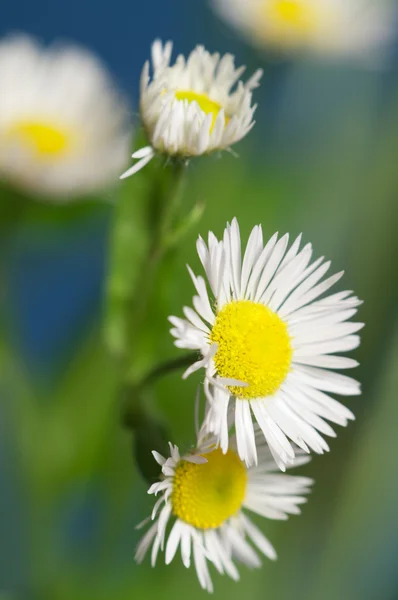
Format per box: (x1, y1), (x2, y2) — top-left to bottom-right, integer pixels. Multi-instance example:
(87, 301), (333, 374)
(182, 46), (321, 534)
(0, 35), (131, 199)
(211, 0), (395, 60)
(121, 40), (262, 178)
(170, 218), (363, 469)
(136, 428), (312, 592)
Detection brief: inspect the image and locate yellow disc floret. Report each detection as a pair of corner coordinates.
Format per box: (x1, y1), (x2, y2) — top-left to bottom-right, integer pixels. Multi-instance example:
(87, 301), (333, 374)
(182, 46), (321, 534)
(210, 300), (292, 399)
(6, 120), (71, 157)
(269, 0), (316, 30)
(174, 90), (228, 132)
(172, 448), (247, 529)
(256, 0), (319, 46)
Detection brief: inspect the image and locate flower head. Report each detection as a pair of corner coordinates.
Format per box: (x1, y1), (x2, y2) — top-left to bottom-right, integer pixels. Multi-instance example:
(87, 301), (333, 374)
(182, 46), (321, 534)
(0, 35), (130, 199)
(136, 427), (312, 592)
(121, 40), (262, 178)
(170, 219), (363, 469)
(211, 0), (394, 60)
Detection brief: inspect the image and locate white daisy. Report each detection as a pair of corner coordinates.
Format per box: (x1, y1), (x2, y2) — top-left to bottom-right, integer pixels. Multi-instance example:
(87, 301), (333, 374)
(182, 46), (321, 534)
(211, 0), (395, 60)
(169, 219), (363, 469)
(0, 35), (130, 199)
(136, 428), (312, 592)
(120, 39), (262, 178)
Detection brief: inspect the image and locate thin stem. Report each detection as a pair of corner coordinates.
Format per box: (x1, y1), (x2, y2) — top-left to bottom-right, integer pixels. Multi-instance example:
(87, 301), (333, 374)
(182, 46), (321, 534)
(124, 159), (186, 381)
(140, 353), (197, 389)
(120, 354), (196, 433)
(107, 159), (187, 436)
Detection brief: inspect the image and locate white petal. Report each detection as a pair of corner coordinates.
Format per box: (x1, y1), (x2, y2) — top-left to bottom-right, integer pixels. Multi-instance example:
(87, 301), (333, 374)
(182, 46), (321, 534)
(183, 454), (208, 464)
(165, 520), (183, 564)
(224, 524), (261, 568)
(205, 529), (240, 580)
(135, 521), (159, 563)
(131, 145), (154, 159)
(120, 148), (155, 178)
(235, 399), (257, 466)
(152, 451), (166, 466)
(180, 525), (192, 568)
(157, 504), (172, 550)
(292, 366), (361, 396)
(253, 233), (290, 302)
(240, 224), (263, 297)
(193, 537), (214, 593)
(240, 513), (277, 560)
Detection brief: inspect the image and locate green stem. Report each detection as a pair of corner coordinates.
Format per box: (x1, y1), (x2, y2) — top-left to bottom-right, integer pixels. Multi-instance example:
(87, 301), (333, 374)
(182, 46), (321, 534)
(139, 353), (197, 389)
(123, 159), (186, 382)
(121, 353), (197, 429)
(106, 158), (187, 436)
(105, 156), (193, 483)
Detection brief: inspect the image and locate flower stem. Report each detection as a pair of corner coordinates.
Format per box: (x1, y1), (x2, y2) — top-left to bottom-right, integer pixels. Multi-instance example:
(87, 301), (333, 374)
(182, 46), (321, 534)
(139, 353), (197, 389)
(124, 158), (186, 381)
(105, 157), (187, 449)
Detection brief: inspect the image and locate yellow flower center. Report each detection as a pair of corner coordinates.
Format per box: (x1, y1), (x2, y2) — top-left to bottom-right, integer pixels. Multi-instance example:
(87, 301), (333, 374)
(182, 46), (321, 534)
(172, 448), (247, 529)
(6, 120), (71, 158)
(210, 300), (292, 399)
(174, 90), (228, 131)
(271, 0), (314, 28)
(257, 0), (318, 43)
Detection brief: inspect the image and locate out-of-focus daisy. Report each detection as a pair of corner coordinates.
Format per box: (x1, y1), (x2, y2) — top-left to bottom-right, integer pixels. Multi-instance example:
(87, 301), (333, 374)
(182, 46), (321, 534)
(121, 40), (262, 178)
(0, 35), (130, 199)
(136, 426), (312, 592)
(170, 219), (363, 469)
(211, 0), (394, 60)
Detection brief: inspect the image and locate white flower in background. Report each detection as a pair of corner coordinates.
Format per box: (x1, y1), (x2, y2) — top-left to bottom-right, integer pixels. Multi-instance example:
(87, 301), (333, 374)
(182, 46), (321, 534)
(121, 40), (262, 178)
(136, 427), (312, 592)
(211, 0), (395, 60)
(0, 35), (131, 199)
(170, 219), (363, 469)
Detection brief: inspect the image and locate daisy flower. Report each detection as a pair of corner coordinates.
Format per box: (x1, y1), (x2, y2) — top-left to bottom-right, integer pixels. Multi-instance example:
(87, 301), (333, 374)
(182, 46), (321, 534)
(211, 0), (394, 61)
(169, 219), (363, 469)
(121, 40), (262, 178)
(136, 427), (312, 592)
(0, 35), (130, 199)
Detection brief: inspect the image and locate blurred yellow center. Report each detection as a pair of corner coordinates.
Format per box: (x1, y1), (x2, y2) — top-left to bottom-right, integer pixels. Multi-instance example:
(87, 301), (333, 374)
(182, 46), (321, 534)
(172, 448), (247, 529)
(262, 0), (316, 34)
(7, 120), (70, 157)
(174, 90), (228, 131)
(210, 300), (292, 399)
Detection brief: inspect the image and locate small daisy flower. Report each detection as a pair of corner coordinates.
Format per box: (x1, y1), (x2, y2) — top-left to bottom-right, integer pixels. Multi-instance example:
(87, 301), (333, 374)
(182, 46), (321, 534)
(121, 40), (262, 178)
(211, 0), (394, 61)
(0, 35), (130, 199)
(136, 429), (312, 592)
(169, 219), (363, 469)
